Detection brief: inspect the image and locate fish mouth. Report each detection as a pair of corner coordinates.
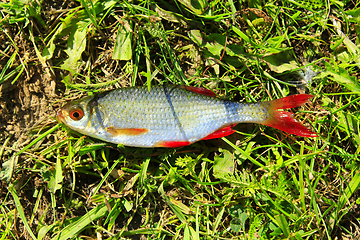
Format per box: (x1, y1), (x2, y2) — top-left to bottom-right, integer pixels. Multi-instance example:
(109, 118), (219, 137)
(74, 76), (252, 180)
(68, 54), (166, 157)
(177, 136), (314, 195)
(56, 109), (65, 123)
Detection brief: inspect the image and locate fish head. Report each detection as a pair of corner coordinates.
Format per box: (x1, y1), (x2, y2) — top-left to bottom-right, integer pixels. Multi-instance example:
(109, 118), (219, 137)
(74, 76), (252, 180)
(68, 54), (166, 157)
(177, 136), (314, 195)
(57, 96), (94, 133)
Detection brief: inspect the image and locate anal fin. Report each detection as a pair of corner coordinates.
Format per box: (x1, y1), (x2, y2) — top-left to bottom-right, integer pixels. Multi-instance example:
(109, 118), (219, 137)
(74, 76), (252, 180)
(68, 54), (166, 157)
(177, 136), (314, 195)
(153, 141), (191, 148)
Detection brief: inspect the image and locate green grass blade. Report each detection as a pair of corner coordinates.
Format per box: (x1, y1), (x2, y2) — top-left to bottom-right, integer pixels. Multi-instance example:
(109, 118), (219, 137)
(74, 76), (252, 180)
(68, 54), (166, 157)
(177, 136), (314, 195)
(52, 199), (113, 240)
(9, 184), (37, 240)
(16, 124), (61, 156)
(330, 170), (360, 229)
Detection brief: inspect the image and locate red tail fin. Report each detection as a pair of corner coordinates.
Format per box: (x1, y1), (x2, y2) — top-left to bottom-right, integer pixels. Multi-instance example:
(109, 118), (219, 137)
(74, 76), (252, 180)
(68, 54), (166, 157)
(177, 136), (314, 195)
(263, 94), (317, 137)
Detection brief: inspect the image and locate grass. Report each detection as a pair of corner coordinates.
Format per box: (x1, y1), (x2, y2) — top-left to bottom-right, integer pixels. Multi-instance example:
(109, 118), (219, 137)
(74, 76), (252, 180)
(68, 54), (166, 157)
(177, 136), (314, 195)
(0, 0), (360, 239)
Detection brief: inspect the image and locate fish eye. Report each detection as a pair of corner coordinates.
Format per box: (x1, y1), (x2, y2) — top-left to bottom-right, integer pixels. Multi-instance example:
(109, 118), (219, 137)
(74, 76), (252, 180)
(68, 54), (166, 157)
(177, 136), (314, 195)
(69, 106), (84, 121)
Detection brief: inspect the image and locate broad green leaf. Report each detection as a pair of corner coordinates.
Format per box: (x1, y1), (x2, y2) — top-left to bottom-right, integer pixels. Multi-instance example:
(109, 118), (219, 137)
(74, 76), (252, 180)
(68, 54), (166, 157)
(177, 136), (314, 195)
(166, 167), (178, 185)
(269, 221), (283, 237)
(321, 61), (360, 92)
(263, 51), (299, 73)
(238, 213), (248, 229)
(48, 158), (64, 194)
(42, 43), (55, 61)
(155, 5), (188, 25)
(229, 205), (248, 233)
(213, 148), (235, 179)
(272, 147), (284, 167)
(188, 30), (204, 47)
(341, 171), (360, 208)
(42, 11), (76, 61)
(188, 30), (225, 57)
(113, 20), (133, 60)
(206, 33), (226, 56)
(61, 23), (87, 71)
(177, 0), (208, 15)
(123, 198), (133, 212)
(0, 155), (17, 182)
(230, 218), (242, 233)
(48, 175), (61, 194)
(346, 8), (360, 23)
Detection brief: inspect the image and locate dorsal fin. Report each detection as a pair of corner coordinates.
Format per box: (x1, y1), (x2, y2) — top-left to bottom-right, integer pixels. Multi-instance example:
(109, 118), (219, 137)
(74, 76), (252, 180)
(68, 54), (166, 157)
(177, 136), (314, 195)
(180, 85), (217, 97)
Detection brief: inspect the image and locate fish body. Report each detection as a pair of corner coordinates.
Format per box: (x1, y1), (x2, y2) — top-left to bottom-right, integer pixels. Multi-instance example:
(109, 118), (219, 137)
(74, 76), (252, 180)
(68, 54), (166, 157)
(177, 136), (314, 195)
(57, 85), (317, 147)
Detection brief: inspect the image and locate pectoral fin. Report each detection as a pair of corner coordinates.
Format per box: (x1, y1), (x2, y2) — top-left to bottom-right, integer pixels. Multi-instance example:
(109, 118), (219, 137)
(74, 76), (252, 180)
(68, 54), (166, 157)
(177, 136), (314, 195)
(106, 127), (148, 136)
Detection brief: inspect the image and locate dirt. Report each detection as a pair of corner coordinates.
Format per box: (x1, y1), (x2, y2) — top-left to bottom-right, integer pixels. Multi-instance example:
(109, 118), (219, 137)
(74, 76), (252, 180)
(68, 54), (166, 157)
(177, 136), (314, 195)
(0, 66), (57, 138)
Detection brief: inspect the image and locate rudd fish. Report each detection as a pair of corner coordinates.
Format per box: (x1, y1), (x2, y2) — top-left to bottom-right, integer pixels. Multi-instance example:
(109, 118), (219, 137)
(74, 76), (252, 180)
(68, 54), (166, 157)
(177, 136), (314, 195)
(56, 85), (317, 148)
